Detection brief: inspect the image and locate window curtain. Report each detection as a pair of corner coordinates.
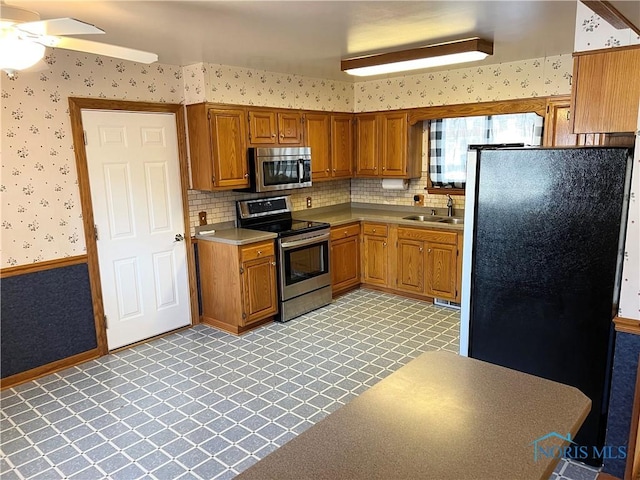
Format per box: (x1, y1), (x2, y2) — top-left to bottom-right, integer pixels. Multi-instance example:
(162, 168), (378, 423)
(429, 113), (543, 189)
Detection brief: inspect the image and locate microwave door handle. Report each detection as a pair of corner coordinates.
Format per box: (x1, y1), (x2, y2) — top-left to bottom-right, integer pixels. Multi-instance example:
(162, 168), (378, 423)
(298, 159), (304, 182)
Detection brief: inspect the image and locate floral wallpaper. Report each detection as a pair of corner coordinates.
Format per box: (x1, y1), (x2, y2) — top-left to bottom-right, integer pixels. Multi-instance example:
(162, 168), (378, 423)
(574, 1), (640, 52)
(354, 54), (572, 112)
(1, 52), (183, 267)
(183, 62), (354, 112)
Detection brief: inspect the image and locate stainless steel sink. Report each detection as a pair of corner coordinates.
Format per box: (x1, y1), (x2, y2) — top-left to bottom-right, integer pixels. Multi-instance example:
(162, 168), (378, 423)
(402, 215), (443, 222)
(437, 217), (464, 225)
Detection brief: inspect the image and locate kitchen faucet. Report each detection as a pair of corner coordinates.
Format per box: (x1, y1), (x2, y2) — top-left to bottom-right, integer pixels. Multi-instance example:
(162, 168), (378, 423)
(447, 195), (453, 217)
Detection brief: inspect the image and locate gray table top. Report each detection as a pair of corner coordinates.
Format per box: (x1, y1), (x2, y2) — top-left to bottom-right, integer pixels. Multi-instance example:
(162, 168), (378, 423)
(236, 351), (591, 480)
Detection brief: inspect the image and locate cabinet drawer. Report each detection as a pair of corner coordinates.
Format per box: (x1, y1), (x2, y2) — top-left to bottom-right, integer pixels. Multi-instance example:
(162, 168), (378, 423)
(241, 241), (275, 262)
(331, 223), (361, 241)
(362, 223), (388, 237)
(397, 227), (457, 245)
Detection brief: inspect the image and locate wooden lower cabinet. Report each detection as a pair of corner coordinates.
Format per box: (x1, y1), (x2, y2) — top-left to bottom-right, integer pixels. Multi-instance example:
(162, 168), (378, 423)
(356, 224), (460, 302)
(361, 223), (389, 286)
(395, 227), (458, 301)
(198, 239), (277, 334)
(330, 223), (361, 296)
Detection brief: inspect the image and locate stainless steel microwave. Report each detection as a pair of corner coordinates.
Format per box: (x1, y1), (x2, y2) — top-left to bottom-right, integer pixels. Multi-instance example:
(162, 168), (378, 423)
(241, 147), (312, 192)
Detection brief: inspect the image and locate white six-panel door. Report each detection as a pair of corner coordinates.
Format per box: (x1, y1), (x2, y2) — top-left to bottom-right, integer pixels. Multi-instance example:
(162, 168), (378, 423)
(83, 110), (191, 349)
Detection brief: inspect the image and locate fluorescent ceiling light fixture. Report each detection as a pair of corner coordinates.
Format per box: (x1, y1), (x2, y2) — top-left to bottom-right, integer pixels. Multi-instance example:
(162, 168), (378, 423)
(341, 38), (493, 77)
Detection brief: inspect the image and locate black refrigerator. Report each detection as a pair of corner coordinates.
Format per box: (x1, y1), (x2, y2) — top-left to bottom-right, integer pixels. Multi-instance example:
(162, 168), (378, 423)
(459, 146), (633, 466)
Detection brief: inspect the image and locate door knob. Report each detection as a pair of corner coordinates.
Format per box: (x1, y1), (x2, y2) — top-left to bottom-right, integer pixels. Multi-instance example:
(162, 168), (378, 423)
(174, 234), (184, 242)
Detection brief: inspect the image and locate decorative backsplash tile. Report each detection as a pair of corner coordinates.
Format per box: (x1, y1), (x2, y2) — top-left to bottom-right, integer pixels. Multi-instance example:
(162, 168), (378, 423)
(188, 180), (351, 233)
(575, 1), (640, 52)
(1, 52), (183, 266)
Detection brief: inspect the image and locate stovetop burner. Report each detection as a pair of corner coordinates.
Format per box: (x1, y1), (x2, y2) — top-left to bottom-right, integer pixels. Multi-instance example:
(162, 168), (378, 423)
(236, 196), (330, 238)
(248, 219), (330, 238)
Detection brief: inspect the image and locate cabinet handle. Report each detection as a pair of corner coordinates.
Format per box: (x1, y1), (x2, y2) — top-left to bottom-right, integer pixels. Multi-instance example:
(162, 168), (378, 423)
(244, 173), (249, 178)
(383, 242), (387, 247)
(271, 261), (276, 266)
(419, 247), (423, 252)
(326, 169), (330, 173)
(344, 231), (348, 236)
(372, 229), (376, 233)
(257, 250), (262, 256)
(382, 167), (385, 170)
(279, 133), (284, 139)
(428, 248), (432, 253)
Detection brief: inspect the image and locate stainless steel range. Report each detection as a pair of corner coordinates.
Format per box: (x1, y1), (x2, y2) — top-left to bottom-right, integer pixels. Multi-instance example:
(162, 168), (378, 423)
(236, 196), (332, 322)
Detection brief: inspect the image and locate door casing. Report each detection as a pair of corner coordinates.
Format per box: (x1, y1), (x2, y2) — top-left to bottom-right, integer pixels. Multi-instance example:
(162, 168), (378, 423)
(69, 98), (198, 355)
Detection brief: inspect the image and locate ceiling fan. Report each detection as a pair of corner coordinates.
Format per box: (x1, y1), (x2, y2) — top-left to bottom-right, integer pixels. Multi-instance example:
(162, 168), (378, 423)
(0, 2), (158, 77)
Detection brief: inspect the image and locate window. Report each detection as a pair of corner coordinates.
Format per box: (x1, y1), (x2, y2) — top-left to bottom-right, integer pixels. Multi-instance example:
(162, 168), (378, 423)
(429, 112), (543, 189)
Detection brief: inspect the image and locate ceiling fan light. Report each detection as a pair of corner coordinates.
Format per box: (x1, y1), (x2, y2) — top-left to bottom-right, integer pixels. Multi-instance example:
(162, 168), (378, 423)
(0, 35), (45, 73)
(341, 38), (493, 77)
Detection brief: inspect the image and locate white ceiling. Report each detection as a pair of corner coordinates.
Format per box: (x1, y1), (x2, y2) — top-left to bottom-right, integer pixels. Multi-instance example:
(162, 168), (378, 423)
(3, 1), (639, 81)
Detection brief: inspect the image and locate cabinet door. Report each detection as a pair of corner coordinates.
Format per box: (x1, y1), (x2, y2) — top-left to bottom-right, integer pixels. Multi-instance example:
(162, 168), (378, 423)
(572, 47), (640, 133)
(425, 242), (457, 300)
(355, 114), (379, 176)
(248, 110), (277, 144)
(331, 115), (354, 178)
(278, 112), (303, 144)
(306, 113), (331, 180)
(331, 235), (360, 293)
(544, 99), (578, 146)
(241, 256), (277, 326)
(362, 235), (387, 286)
(396, 238), (425, 294)
(209, 108), (249, 189)
(380, 113), (407, 177)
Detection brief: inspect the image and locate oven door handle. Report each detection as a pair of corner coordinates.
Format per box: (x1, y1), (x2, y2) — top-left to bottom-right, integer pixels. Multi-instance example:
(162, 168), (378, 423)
(280, 232), (330, 250)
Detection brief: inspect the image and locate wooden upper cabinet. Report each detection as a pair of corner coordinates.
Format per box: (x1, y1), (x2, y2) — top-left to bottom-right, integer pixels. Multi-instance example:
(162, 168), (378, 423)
(306, 113), (332, 180)
(355, 114), (380, 176)
(248, 109), (303, 146)
(381, 113), (408, 177)
(544, 96), (634, 147)
(544, 97), (578, 146)
(278, 112), (303, 144)
(331, 114), (354, 178)
(186, 104), (249, 191)
(248, 110), (277, 144)
(355, 112), (422, 178)
(571, 45), (640, 134)
(306, 112), (354, 181)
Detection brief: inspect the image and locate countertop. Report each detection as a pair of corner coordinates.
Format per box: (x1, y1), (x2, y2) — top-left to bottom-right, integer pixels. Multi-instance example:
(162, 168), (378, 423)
(236, 351), (591, 480)
(194, 203), (463, 245)
(194, 221), (277, 246)
(293, 202), (464, 230)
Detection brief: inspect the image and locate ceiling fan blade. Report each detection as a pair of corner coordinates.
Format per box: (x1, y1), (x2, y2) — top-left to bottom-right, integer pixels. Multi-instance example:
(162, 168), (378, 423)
(17, 18), (104, 36)
(54, 37), (158, 64)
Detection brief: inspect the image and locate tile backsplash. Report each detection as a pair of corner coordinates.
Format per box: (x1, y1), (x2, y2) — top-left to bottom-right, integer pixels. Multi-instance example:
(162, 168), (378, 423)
(188, 180), (351, 232)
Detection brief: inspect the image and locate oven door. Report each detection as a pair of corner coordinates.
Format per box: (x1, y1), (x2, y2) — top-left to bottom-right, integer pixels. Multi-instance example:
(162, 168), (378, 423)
(257, 157), (312, 192)
(279, 231), (330, 300)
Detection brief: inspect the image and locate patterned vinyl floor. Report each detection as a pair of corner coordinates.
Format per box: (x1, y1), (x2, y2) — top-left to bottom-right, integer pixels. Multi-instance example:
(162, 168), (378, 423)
(1, 289), (599, 480)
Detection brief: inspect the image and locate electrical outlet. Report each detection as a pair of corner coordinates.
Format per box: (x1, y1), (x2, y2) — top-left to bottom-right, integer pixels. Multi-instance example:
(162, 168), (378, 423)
(306, 197), (312, 208)
(199, 211), (207, 225)
(413, 194), (424, 206)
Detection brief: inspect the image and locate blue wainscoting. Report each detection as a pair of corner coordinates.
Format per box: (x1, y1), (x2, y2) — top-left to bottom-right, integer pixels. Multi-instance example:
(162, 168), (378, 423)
(603, 331), (640, 477)
(1, 262), (97, 379)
